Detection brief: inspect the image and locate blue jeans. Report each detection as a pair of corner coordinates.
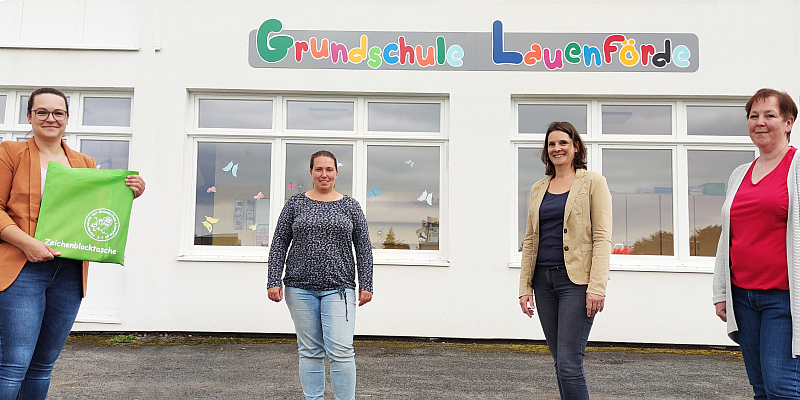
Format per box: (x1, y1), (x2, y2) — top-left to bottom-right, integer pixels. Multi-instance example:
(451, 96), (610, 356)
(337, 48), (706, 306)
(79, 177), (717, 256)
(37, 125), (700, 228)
(0, 257), (83, 400)
(533, 266), (594, 400)
(732, 284), (800, 399)
(284, 287), (356, 400)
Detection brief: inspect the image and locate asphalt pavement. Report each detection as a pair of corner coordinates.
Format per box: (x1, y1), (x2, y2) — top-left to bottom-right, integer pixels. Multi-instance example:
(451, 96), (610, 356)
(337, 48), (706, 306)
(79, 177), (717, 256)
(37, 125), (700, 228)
(48, 334), (752, 400)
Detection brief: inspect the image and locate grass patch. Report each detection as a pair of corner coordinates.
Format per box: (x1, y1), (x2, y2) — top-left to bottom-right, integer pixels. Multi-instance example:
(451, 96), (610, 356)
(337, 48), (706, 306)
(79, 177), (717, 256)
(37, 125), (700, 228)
(107, 334), (137, 344)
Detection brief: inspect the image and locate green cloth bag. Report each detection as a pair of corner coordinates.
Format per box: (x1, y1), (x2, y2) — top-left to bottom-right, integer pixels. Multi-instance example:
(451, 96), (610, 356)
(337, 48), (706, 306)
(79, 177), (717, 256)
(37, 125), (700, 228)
(34, 161), (137, 265)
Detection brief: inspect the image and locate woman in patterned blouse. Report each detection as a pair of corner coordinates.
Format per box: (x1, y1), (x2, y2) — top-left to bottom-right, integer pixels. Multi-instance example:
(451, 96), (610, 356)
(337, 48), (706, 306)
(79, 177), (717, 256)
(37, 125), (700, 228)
(267, 150), (373, 400)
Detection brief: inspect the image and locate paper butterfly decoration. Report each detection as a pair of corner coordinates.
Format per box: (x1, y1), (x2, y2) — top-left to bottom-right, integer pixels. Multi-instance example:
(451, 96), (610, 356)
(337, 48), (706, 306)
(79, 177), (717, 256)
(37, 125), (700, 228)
(249, 225), (257, 231)
(417, 190), (433, 206)
(207, 186), (216, 193)
(254, 191), (264, 200)
(287, 182), (296, 190)
(337, 162), (343, 168)
(297, 182), (303, 192)
(222, 161), (239, 177)
(202, 216), (219, 233)
(405, 160), (414, 168)
(367, 187), (383, 202)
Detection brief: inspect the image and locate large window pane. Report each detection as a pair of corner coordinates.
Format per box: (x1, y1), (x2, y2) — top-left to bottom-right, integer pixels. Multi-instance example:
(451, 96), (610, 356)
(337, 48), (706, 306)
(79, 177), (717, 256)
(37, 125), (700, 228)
(368, 103), (440, 132)
(19, 95), (70, 124)
(367, 146), (439, 250)
(687, 106), (748, 136)
(602, 105), (671, 135)
(83, 97), (132, 127)
(287, 101), (354, 131)
(285, 144), (353, 201)
(518, 148), (547, 251)
(519, 105), (587, 134)
(199, 99), (272, 129)
(0, 95), (6, 124)
(688, 150), (753, 256)
(195, 142), (272, 247)
(604, 149), (673, 255)
(80, 140), (129, 170)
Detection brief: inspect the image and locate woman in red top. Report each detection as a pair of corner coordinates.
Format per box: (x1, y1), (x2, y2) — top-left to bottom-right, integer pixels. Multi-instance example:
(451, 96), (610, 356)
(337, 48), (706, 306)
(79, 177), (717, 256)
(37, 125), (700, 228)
(713, 88), (800, 399)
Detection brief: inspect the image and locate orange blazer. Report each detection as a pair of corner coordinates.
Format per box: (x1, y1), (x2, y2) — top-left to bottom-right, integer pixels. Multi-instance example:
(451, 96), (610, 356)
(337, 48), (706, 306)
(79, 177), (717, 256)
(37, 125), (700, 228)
(0, 138), (96, 296)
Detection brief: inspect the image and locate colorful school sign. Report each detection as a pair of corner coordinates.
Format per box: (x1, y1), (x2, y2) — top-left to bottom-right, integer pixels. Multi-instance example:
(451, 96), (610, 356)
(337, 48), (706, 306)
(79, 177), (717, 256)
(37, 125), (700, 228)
(248, 20), (698, 72)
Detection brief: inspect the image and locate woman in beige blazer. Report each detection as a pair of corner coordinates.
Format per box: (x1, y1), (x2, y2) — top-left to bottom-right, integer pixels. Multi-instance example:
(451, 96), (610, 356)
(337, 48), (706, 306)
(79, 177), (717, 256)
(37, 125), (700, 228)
(0, 88), (145, 400)
(518, 121), (612, 400)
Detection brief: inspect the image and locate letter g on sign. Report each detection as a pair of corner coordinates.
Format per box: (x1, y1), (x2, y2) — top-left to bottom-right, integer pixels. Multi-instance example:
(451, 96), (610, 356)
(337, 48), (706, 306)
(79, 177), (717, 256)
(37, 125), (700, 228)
(257, 19), (294, 63)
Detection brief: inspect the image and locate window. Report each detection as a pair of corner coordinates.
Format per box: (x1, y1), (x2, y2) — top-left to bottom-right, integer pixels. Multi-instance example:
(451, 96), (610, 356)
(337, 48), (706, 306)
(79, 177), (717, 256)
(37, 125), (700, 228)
(185, 94), (448, 265)
(367, 145), (440, 250)
(604, 149), (673, 256)
(0, 95), (6, 125)
(198, 99), (272, 129)
(194, 142), (272, 247)
(82, 97), (132, 127)
(513, 99), (755, 272)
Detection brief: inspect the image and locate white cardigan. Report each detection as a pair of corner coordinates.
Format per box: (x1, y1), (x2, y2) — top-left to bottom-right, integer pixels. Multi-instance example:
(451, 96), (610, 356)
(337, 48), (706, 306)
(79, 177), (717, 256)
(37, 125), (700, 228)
(712, 150), (800, 356)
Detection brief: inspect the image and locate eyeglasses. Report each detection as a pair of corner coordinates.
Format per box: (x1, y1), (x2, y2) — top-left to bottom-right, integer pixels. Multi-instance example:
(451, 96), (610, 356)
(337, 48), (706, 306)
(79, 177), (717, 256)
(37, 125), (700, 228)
(32, 109), (68, 121)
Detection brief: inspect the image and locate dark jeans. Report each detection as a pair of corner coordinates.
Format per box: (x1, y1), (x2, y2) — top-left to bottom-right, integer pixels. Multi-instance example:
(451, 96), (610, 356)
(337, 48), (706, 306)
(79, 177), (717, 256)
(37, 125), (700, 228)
(533, 266), (594, 400)
(732, 284), (800, 400)
(0, 257), (83, 400)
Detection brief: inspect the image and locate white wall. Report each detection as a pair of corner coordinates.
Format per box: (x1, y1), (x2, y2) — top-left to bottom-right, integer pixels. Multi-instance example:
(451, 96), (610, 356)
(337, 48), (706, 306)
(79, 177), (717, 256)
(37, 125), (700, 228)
(2, 0), (799, 346)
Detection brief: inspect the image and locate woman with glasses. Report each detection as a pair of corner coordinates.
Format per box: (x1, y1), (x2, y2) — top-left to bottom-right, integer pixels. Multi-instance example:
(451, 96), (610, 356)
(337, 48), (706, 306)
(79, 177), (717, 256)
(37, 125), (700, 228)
(268, 150), (373, 400)
(0, 88), (145, 400)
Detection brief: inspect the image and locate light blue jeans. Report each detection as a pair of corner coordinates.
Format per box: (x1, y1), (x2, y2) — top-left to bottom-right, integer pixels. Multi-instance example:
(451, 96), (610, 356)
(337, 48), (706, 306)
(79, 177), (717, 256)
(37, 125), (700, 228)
(0, 257), (83, 400)
(732, 284), (800, 399)
(284, 287), (356, 400)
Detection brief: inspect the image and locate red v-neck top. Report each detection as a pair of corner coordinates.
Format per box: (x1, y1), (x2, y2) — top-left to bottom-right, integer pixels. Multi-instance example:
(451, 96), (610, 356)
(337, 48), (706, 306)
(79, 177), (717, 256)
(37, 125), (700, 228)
(730, 147), (795, 290)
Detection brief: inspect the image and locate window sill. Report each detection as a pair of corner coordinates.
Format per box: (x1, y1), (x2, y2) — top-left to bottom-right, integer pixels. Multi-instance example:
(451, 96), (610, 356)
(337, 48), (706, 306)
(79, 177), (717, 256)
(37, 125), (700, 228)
(177, 254), (268, 263)
(0, 43), (139, 51)
(374, 258), (449, 267)
(508, 260), (714, 274)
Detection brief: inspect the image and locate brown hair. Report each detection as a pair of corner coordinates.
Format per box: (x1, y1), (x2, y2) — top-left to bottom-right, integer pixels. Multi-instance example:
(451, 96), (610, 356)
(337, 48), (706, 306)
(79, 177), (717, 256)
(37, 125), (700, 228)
(745, 88), (797, 140)
(309, 150), (338, 171)
(540, 121), (587, 177)
(27, 87), (69, 115)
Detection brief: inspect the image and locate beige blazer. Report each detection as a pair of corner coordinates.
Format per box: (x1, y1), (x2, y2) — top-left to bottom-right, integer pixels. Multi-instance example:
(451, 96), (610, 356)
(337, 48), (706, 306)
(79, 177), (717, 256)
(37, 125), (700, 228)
(0, 138), (96, 296)
(519, 168), (612, 297)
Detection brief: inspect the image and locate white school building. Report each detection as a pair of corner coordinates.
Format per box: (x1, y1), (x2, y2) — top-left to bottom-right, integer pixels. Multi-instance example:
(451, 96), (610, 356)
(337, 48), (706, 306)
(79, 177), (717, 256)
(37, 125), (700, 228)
(1, 0), (798, 346)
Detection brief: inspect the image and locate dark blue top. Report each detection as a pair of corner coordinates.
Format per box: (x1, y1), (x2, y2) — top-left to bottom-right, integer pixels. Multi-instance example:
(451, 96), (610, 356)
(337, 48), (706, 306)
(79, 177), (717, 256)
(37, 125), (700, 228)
(267, 194), (373, 292)
(536, 190), (569, 269)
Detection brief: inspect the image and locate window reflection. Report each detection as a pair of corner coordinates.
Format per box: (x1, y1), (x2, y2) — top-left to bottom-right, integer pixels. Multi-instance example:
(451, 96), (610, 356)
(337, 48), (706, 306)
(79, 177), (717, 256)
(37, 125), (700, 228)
(195, 142), (272, 247)
(688, 150), (753, 256)
(285, 144), (353, 201)
(83, 97), (132, 127)
(367, 145), (439, 250)
(604, 149), (673, 255)
(518, 147), (547, 251)
(80, 140), (129, 170)
(287, 101), (354, 131)
(0, 95), (6, 124)
(687, 106), (747, 136)
(518, 105), (587, 134)
(602, 105), (671, 135)
(368, 102), (440, 132)
(199, 99), (272, 129)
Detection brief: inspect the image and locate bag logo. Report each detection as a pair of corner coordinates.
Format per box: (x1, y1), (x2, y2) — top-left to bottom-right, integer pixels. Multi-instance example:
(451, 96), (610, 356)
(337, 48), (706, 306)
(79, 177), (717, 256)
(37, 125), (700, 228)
(84, 208), (120, 242)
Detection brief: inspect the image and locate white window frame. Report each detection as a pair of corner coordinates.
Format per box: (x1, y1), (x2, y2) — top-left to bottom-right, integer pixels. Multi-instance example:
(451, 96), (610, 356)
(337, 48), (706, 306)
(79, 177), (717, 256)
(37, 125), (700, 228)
(511, 97), (756, 273)
(182, 93), (449, 266)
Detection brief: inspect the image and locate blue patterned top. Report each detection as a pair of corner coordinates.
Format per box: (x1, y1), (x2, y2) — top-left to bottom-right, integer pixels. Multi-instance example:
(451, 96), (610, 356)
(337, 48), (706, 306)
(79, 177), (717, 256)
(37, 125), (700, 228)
(267, 193), (373, 292)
